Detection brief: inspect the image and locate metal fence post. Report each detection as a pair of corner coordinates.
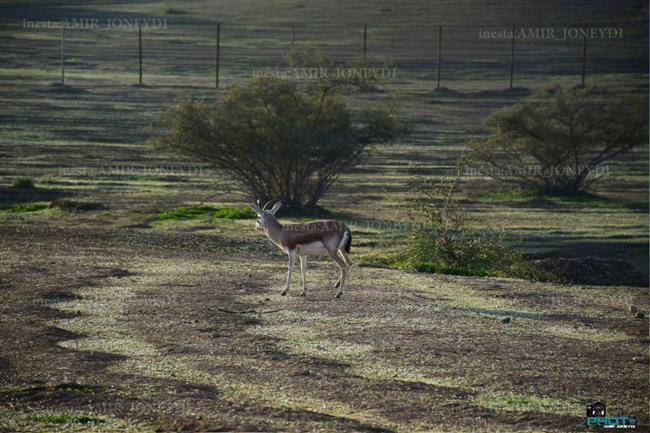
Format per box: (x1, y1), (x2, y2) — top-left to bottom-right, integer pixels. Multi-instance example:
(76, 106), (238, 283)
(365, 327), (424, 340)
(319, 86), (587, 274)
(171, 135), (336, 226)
(581, 29), (587, 87)
(362, 25), (367, 66)
(60, 28), (65, 85)
(216, 23), (221, 89)
(138, 24), (143, 86)
(509, 25), (515, 89)
(435, 25), (442, 89)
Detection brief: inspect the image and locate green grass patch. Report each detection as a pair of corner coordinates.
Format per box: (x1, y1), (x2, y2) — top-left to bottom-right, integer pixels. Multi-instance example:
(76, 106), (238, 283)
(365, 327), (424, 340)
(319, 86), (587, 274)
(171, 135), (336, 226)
(393, 259), (494, 277)
(154, 205), (256, 221)
(213, 206), (256, 219)
(4, 202), (49, 213)
(486, 190), (610, 205)
(360, 253), (500, 278)
(154, 205), (217, 220)
(358, 247), (554, 281)
(473, 392), (581, 415)
(30, 412), (105, 424)
(57, 383), (97, 394)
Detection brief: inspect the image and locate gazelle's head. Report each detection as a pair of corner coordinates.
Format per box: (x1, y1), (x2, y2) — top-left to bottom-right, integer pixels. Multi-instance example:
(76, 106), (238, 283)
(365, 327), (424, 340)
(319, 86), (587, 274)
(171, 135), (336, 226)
(250, 200), (283, 231)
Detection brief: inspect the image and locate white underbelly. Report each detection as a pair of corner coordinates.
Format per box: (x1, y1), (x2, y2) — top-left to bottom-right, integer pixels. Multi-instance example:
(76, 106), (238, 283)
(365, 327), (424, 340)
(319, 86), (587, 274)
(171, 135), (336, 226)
(296, 241), (328, 256)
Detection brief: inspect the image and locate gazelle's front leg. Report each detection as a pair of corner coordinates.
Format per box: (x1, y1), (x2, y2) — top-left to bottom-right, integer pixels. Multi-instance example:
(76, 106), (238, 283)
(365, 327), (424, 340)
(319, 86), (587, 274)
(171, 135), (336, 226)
(299, 256), (307, 297)
(281, 249), (296, 296)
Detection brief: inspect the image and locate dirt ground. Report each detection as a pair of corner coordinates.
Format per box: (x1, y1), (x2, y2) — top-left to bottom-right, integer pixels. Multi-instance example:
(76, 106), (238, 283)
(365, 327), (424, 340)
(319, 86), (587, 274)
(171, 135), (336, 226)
(0, 1), (647, 431)
(0, 221), (647, 433)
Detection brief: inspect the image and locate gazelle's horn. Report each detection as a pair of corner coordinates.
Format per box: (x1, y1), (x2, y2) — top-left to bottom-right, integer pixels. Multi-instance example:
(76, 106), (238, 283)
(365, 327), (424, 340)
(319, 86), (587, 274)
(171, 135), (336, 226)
(262, 199), (275, 210)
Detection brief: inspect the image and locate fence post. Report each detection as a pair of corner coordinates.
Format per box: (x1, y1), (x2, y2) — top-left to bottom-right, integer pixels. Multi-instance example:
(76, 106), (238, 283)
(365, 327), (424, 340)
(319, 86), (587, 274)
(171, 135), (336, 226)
(60, 28), (65, 85)
(216, 23), (221, 89)
(580, 29), (587, 87)
(362, 25), (367, 66)
(435, 25), (442, 89)
(509, 24), (515, 89)
(138, 24), (143, 86)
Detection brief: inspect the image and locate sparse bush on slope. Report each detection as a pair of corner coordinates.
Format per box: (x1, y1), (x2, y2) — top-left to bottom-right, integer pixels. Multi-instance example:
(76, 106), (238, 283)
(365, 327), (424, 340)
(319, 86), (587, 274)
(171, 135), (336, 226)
(469, 86), (647, 194)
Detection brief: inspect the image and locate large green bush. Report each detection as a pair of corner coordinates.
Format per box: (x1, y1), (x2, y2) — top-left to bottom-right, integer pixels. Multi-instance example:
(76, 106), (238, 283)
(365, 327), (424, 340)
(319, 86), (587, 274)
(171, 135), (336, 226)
(152, 77), (403, 207)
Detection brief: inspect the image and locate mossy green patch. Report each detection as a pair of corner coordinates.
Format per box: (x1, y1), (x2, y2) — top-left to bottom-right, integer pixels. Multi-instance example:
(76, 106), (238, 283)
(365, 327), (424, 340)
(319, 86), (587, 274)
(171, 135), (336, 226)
(359, 252), (549, 281)
(0, 407), (147, 432)
(4, 202), (49, 213)
(30, 412), (105, 424)
(154, 205), (255, 221)
(472, 392), (582, 415)
(154, 205), (215, 220)
(213, 206), (257, 219)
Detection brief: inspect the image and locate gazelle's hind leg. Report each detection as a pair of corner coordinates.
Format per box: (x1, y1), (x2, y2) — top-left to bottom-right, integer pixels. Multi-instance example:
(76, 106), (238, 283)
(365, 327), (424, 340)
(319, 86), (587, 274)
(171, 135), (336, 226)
(299, 256), (307, 297)
(327, 250), (347, 298)
(334, 250), (352, 288)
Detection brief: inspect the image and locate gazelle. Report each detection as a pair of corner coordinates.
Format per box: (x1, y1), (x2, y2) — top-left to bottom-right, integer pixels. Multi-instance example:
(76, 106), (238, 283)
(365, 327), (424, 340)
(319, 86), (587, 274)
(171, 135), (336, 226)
(250, 200), (352, 298)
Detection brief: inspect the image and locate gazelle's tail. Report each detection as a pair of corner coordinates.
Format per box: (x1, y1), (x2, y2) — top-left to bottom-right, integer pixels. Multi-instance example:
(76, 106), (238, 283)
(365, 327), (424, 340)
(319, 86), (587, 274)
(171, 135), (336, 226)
(339, 229), (353, 267)
(344, 228), (352, 253)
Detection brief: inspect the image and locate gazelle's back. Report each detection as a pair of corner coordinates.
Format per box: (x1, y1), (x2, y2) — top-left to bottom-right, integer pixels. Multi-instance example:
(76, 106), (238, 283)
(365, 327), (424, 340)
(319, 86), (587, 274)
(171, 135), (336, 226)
(281, 219), (348, 249)
(284, 219), (347, 233)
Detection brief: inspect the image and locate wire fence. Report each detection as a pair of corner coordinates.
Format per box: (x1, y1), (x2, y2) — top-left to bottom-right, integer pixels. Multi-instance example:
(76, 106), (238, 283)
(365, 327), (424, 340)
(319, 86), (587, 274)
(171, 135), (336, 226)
(2, 18), (648, 90)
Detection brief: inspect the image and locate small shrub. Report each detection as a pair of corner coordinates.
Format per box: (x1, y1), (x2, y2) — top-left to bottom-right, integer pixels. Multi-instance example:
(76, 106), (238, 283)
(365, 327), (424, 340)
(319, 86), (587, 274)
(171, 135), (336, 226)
(162, 3), (185, 14)
(364, 156), (548, 280)
(11, 177), (36, 189)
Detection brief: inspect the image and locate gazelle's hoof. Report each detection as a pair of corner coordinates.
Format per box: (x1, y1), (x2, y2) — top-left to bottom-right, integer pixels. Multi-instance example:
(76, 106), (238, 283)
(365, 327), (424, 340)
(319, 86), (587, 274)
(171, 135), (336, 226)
(334, 291), (342, 298)
(299, 290), (306, 297)
(280, 290), (287, 296)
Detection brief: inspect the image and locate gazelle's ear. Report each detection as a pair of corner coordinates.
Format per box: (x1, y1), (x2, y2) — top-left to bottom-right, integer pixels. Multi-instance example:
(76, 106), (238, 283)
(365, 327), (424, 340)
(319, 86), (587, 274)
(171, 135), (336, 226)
(269, 200), (283, 215)
(249, 203), (262, 216)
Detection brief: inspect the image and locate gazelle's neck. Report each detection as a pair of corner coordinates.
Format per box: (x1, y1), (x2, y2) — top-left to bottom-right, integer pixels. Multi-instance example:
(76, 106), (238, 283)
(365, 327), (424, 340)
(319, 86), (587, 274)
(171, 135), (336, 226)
(264, 217), (284, 246)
